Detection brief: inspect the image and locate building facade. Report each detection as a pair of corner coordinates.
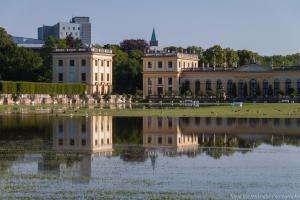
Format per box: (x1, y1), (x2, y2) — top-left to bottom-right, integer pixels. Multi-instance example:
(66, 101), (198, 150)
(143, 29), (300, 99)
(143, 51), (199, 97)
(71, 17), (91, 46)
(143, 59), (300, 98)
(52, 48), (113, 95)
(38, 17), (91, 46)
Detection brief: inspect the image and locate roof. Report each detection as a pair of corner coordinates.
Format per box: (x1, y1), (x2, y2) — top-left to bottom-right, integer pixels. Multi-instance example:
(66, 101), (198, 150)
(181, 64), (300, 72)
(53, 47), (112, 54)
(150, 28), (158, 47)
(144, 51), (198, 60)
(151, 28), (157, 42)
(12, 36), (44, 45)
(236, 64), (272, 72)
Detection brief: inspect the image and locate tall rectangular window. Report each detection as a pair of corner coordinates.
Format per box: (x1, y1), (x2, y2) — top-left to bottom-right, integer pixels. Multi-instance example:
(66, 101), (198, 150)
(58, 60), (63, 66)
(168, 61), (173, 68)
(107, 74), (110, 81)
(69, 60), (75, 66)
(81, 59), (86, 66)
(101, 60), (104, 66)
(58, 73), (63, 82)
(81, 123), (86, 133)
(168, 117), (172, 128)
(95, 60), (98, 66)
(168, 137), (173, 144)
(158, 77), (163, 85)
(148, 62), (152, 68)
(101, 73), (104, 81)
(148, 87), (152, 95)
(58, 124), (63, 132)
(168, 87), (172, 95)
(158, 117), (163, 128)
(168, 77), (172, 85)
(158, 61), (163, 68)
(148, 78), (152, 85)
(107, 61), (110, 67)
(95, 73), (98, 81)
(81, 73), (86, 82)
(157, 87), (163, 95)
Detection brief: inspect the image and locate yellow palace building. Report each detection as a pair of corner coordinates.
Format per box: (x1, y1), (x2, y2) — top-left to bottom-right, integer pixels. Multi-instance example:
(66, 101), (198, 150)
(143, 30), (300, 99)
(52, 48), (113, 95)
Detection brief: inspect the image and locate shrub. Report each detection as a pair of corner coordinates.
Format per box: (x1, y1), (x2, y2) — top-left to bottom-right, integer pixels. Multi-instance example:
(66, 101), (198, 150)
(0, 81), (17, 94)
(16, 82), (34, 94)
(0, 81), (86, 95)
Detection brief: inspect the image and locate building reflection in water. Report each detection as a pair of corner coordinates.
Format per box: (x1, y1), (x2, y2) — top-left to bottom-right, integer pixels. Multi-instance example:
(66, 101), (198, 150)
(38, 116), (113, 181)
(2, 115), (298, 178)
(142, 116), (300, 159)
(143, 117), (198, 157)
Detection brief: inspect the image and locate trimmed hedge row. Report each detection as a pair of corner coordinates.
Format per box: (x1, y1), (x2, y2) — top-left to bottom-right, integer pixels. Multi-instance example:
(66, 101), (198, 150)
(0, 81), (87, 95)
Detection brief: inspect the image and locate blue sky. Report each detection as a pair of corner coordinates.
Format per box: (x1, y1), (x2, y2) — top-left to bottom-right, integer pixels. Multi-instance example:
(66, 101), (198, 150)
(1, 0), (300, 55)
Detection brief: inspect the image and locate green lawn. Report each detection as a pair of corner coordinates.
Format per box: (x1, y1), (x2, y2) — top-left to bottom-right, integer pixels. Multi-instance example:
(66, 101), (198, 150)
(1, 103), (300, 118)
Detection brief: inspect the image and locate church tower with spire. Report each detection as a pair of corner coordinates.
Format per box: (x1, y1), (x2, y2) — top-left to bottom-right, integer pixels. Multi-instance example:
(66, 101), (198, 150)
(149, 28), (158, 50)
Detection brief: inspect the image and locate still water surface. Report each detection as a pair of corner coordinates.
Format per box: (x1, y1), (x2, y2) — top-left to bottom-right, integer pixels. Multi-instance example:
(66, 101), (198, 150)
(0, 116), (300, 199)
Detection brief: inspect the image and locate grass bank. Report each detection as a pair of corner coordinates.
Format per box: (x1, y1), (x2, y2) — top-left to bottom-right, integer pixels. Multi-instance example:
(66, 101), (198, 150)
(1, 103), (300, 118)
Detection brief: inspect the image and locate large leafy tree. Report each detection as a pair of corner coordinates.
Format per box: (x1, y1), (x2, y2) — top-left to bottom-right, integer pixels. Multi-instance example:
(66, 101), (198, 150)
(38, 36), (68, 82)
(203, 45), (226, 67)
(224, 48), (239, 67)
(120, 39), (148, 53)
(237, 50), (260, 66)
(0, 27), (43, 81)
(109, 42), (144, 94)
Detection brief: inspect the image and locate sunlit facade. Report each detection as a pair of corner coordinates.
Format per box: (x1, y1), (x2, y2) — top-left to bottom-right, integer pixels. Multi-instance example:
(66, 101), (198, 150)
(143, 56), (300, 98)
(52, 48), (113, 95)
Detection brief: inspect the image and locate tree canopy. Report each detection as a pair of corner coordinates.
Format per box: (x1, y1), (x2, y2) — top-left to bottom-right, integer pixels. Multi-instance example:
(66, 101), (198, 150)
(0, 27), (43, 81)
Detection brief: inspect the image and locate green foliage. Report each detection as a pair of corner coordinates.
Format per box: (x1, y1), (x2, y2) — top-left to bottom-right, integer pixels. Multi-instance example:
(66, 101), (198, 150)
(203, 45), (226, 67)
(16, 82), (34, 94)
(65, 35), (81, 48)
(0, 27), (43, 81)
(184, 90), (193, 97)
(111, 42), (144, 94)
(0, 81), (17, 94)
(120, 39), (148, 52)
(0, 81), (86, 94)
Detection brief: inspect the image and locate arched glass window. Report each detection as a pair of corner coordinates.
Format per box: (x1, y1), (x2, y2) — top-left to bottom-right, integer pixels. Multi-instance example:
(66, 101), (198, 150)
(263, 80), (268, 96)
(250, 79), (257, 97)
(216, 80), (222, 90)
(206, 80), (211, 90)
(195, 81), (201, 96)
(227, 80), (233, 96)
(238, 80), (244, 97)
(297, 79), (300, 95)
(274, 79), (280, 96)
(285, 79), (292, 95)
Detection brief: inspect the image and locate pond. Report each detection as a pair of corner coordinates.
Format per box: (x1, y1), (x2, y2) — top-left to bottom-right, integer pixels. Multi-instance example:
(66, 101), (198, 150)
(0, 115), (300, 199)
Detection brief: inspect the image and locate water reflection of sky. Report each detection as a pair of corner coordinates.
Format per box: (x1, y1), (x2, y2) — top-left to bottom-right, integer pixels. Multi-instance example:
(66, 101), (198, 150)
(0, 116), (300, 199)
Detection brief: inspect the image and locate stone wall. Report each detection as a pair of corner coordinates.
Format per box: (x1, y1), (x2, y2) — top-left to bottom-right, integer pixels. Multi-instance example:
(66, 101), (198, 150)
(0, 94), (132, 105)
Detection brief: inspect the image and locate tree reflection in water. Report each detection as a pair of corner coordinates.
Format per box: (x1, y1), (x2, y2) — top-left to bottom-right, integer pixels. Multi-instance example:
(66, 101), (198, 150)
(0, 115), (300, 176)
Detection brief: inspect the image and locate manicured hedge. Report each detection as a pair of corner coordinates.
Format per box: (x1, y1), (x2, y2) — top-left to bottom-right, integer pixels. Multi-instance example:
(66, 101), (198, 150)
(0, 81), (86, 95)
(0, 81), (17, 94)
